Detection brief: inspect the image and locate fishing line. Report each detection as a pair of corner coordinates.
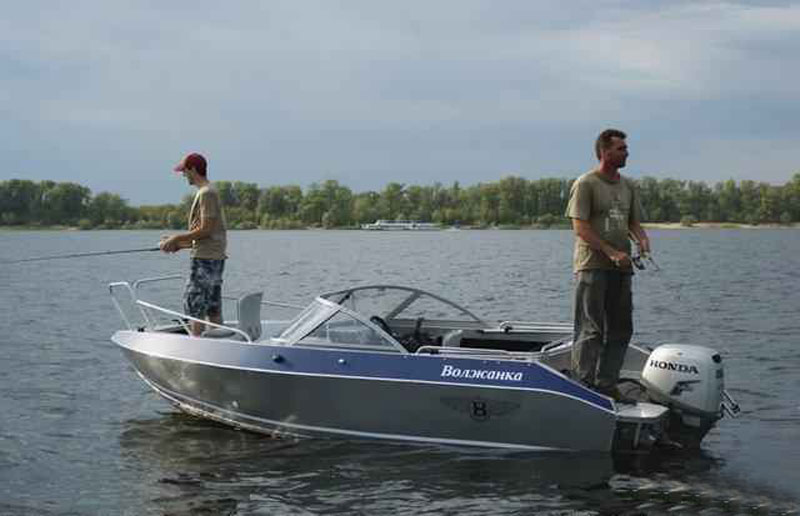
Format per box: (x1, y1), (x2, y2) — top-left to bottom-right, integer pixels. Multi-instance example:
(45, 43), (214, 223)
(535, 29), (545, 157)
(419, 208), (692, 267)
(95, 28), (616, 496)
(633, 252), (683, 304)
(1, 247), (160, 264)
(630, 250), (697, 353)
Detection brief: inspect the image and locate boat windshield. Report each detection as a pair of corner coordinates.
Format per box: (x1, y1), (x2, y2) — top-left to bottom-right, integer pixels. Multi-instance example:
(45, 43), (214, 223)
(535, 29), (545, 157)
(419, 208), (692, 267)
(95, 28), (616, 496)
(298, 310), (400, 351)
(320, 285), (483, 323)
(277, 300), (338, 343)
(276, 298), (404, 352)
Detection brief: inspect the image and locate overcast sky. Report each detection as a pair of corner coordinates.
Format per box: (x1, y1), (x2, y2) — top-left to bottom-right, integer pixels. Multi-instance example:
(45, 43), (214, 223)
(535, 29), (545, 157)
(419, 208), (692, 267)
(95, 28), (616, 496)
(1, 1), (798, 205)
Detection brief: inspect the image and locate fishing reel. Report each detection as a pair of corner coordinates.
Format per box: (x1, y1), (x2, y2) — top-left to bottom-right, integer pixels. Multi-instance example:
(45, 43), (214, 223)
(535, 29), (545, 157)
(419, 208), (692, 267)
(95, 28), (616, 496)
(631, 251), (660, 271)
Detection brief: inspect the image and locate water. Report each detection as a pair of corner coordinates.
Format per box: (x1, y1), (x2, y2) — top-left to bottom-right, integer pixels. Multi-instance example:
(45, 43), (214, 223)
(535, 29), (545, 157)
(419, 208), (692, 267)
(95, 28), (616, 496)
(1, 229), (798, 515)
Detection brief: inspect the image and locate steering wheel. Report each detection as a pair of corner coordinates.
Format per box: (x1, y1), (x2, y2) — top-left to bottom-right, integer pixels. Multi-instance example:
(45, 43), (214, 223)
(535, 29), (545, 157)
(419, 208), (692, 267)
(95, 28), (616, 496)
(369, 315), (394, 336)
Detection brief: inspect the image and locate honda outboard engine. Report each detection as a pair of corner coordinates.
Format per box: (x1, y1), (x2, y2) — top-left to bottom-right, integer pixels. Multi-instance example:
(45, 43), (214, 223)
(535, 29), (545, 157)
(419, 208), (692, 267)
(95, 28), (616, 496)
(641, 344), (739, 447)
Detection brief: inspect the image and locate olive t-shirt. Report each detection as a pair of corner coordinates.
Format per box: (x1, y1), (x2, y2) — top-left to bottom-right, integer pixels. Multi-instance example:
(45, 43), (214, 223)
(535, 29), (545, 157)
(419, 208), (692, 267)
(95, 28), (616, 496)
(188, 184), (227, 260)
(565, 170), (643, 272)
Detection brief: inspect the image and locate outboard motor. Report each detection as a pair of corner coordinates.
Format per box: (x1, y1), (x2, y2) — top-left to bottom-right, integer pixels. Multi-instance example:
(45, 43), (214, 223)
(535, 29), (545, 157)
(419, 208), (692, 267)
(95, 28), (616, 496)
(641, 344), (739, 447)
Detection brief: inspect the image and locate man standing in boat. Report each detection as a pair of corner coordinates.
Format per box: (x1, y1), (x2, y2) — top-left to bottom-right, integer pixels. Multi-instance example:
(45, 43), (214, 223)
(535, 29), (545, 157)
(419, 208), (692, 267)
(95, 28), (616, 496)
(160, 152), (228, 336)
(565, 129), (650, 402)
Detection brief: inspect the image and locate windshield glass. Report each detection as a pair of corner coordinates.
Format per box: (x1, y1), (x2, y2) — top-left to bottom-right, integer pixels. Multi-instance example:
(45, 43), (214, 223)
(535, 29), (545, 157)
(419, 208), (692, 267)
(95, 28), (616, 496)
(298, 311), (401, 352)
(277, 300), (337, 343)
(276, 298), (405, 352)
(322, 286), (482, 322)
(333, 288), (412, 318)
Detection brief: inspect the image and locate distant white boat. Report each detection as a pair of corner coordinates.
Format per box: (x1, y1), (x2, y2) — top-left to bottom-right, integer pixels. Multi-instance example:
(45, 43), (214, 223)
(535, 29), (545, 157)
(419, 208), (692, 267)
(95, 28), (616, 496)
(361, 220), (441, 231)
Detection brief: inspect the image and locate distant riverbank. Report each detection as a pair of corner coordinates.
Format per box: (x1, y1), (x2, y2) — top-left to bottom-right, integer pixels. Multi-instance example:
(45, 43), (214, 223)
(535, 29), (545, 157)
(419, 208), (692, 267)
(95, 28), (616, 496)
(0, 225), (81, 231)
(2, 222), (798, 232)
(642, 222), (799, 230)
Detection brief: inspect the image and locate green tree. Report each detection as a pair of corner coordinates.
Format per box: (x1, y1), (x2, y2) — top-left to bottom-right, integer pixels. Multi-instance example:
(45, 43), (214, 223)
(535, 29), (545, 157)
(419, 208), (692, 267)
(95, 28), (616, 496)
(717, 179), (741, 222)
(0, 179), (41, 224)
(232, 181), (260, 212)
(353, 192), (380, 225)
(637, 177), (662, 222)
(479, 183), (500, 225)
(739, 180), (760, 223)
(43, 183), (91, 225)
(89, 192), (131, 227)
(498, 176), (526, 224)
(378, 182), (408, 220)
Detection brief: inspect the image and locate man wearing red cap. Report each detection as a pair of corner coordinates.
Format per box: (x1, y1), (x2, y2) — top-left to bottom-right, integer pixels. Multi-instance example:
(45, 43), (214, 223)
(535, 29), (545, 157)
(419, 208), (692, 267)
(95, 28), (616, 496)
(160, 152), (228, 336)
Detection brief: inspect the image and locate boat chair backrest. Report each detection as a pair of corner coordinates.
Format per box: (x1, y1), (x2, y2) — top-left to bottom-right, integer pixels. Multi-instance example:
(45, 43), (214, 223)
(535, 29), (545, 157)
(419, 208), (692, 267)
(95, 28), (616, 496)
(201, 291), (263, 341)
(237, 291), (263, 341)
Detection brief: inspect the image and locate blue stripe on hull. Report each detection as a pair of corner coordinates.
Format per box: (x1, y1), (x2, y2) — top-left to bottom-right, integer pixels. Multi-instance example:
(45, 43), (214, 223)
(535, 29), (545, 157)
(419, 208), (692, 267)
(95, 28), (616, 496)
(113, 331), (614, 413)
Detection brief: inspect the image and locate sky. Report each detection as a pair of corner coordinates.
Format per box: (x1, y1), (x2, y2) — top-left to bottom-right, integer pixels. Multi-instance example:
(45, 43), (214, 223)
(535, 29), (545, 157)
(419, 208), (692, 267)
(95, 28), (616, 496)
(1, 1), (798, 205)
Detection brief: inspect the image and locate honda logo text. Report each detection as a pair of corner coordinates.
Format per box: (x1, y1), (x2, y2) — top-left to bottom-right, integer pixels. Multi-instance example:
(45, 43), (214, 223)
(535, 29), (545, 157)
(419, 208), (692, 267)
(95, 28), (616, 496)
(649, 360), (699, 374)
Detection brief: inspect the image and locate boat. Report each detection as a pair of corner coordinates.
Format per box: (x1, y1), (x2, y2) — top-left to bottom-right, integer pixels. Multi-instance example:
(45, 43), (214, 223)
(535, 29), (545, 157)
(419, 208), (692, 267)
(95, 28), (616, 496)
(360, 220), (441, 230)
(109, 278), (739, 452)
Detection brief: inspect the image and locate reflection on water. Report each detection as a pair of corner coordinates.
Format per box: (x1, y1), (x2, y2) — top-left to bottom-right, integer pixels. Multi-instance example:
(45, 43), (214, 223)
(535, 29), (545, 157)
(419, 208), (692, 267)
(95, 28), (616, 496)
(118, 413), (798, 515)
(119, 413), (614, 515)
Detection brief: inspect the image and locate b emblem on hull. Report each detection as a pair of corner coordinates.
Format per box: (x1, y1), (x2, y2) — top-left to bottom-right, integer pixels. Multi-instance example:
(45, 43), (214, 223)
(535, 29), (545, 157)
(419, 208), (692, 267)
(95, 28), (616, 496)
(471, 400), (489, 421)
(441, 396), (520, 422)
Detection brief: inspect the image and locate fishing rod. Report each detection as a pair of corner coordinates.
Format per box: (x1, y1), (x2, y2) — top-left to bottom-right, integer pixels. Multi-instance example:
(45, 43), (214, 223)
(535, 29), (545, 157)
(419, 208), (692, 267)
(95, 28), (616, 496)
(1, 246), (161, 264)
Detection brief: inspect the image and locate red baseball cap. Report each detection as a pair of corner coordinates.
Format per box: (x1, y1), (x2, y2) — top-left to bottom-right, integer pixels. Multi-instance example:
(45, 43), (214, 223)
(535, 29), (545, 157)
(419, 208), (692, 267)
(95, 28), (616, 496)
(173, 152), (207, 175)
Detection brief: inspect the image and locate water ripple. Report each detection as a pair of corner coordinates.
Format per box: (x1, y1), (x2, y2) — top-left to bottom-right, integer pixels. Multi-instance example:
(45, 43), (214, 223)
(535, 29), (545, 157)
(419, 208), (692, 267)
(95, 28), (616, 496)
(2, 229), (800, 514)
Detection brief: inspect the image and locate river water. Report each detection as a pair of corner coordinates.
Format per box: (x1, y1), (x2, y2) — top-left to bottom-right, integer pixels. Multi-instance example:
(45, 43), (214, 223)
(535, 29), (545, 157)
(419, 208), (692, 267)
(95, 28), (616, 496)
(0, 229), (798, 515)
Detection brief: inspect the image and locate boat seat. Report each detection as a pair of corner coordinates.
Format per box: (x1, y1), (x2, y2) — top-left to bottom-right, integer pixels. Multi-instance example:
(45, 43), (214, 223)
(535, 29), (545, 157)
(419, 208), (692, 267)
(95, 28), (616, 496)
(202, 291), (263, 341)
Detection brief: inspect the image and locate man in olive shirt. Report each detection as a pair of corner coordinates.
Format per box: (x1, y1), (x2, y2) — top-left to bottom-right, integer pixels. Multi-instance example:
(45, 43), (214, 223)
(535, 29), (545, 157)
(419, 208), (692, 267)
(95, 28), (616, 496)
(160, 152), (228, 336)
(565, 129), (650, 402)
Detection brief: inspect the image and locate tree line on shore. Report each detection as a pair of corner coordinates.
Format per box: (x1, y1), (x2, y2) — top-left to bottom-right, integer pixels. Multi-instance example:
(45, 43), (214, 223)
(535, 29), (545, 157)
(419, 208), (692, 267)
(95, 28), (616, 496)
(1, 174), (799, 230)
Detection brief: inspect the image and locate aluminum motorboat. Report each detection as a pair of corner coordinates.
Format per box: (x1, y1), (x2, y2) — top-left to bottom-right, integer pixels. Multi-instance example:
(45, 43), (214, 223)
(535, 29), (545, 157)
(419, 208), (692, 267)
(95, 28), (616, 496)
(110, 277), (739, 452)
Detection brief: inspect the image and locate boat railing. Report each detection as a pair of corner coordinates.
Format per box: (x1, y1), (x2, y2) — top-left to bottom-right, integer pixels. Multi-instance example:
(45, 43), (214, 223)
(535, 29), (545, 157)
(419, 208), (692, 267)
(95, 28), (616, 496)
(110, 275), (184, 330)
(415, 345), (536, 361)
(134, 274), (185, 327)
(109, 281), (139, 330)
(110, 274), (304, 340)
(261, 300), (306, 311)
(135, 300), (252, 342)
(495, 320), (572, 333)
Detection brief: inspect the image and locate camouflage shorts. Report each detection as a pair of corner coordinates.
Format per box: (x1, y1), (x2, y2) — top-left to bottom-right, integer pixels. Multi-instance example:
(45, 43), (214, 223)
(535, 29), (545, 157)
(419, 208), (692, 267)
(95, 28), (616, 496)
(184, 259), (225, 318)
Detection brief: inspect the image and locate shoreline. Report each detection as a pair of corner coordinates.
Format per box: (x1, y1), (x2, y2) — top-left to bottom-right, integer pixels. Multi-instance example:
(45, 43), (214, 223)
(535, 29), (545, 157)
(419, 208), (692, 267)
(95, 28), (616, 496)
(1, 222), (798, 231)
(642, 222), (800, 230)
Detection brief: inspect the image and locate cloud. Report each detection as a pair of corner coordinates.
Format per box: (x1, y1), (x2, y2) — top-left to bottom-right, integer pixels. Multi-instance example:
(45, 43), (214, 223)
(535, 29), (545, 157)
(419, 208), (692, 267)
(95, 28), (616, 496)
(1, 1), (798, 203)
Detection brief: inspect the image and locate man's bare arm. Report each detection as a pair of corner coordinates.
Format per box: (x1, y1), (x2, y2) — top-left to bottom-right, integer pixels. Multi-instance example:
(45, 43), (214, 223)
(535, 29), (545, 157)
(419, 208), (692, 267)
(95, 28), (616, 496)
(572, 219), (631, 267)
(160, 217), (214, 253)
(628, 221), (651, 254)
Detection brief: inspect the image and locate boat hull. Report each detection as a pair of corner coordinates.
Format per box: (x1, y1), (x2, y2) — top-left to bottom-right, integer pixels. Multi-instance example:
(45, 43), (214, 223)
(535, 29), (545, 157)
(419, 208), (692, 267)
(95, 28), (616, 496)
(115, 331), (618, 451)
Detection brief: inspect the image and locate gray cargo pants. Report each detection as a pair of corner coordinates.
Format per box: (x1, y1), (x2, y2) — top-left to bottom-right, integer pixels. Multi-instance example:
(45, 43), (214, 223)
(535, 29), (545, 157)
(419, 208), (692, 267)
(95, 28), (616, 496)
(571, 269), (633, 390)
